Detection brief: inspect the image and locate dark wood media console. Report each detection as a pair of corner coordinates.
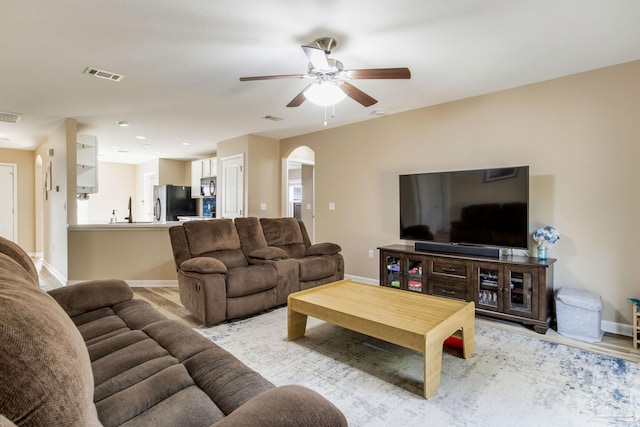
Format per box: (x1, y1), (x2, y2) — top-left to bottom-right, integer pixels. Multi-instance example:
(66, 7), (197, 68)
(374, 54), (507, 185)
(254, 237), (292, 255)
(378, 244), (556, 333)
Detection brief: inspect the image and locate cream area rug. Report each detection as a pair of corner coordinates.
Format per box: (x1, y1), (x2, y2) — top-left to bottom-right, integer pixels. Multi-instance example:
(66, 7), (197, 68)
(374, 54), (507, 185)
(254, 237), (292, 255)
(196, 307), (640, 427)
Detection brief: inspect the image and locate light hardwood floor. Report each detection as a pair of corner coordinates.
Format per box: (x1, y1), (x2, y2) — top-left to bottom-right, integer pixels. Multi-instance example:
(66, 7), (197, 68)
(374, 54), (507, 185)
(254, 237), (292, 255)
(35, 259), (639, 363)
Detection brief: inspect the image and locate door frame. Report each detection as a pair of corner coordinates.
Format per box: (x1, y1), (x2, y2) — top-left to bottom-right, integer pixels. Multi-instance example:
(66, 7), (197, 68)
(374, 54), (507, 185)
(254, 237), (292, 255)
(0, 163), (18, 242)
(219, 153), (244, 219)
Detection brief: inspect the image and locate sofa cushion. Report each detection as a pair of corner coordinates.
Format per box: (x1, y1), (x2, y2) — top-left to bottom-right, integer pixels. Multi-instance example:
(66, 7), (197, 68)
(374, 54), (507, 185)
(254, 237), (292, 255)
(69, 302), (227, 427)
(260, 218), (304, 246)
(0, 254), (101, 426)
(234, 217), (269, 256)
(226, 264), (277, 298)
(298, 256), (338, 282)
(184, 219), (241, 256)
(143, 320), (274, 415)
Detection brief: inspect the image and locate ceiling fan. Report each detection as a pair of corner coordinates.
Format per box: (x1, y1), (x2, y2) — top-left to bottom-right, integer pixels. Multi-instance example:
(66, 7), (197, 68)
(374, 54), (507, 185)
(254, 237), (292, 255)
(239, 37), (411, 108)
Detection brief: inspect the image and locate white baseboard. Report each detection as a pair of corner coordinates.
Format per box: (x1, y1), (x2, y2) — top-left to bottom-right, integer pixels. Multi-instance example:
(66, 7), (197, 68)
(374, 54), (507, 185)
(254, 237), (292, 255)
(602, 320), (633, 337)
(66, 279), (178, 287)
(42, 260), (67, 286)
(344, 274), (378, 286)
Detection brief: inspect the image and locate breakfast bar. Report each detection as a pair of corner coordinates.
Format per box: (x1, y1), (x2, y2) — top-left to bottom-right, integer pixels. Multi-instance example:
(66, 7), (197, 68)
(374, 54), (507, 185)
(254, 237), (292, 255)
(67, 222), (180, 284)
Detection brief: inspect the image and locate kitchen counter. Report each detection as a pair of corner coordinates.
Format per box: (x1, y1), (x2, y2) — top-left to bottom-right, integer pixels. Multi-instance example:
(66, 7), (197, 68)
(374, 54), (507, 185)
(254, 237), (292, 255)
(68, 222), (182, 231)
(177, 216), (215, 221)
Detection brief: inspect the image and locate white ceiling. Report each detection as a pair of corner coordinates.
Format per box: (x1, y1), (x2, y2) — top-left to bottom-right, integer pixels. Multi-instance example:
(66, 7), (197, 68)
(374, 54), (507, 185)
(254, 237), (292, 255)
(1, 1), (639, 164)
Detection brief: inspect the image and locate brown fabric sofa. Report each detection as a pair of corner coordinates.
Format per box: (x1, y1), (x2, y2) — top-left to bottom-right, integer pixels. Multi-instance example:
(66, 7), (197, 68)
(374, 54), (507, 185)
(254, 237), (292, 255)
(169, 217), (344, 326)
(0, 236), (347, 427)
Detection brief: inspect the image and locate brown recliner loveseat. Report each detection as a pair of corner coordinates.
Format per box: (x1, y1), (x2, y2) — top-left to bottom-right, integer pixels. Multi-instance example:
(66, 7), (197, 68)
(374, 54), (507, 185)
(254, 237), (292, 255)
(169, 217), (344, 326)
(0, 236), (347, 426)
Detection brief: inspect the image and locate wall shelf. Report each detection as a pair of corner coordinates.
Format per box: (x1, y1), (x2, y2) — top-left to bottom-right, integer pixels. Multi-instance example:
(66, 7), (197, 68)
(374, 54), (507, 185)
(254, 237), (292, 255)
(77, 135), (98, 194)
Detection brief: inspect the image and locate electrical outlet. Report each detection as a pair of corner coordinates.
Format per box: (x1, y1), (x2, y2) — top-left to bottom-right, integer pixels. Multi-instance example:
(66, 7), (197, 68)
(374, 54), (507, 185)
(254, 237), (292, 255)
(329, 202), (336, 210)
(368, 249), (374, 259)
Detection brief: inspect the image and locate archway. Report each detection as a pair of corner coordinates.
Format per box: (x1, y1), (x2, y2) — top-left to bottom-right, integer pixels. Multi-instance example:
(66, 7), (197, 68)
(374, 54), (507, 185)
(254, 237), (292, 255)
(285, 146), (315, 242)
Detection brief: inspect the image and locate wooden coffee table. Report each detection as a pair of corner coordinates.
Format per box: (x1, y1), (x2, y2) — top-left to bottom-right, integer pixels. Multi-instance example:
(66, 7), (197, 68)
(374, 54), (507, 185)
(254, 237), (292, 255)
(287, 279), (475, 398)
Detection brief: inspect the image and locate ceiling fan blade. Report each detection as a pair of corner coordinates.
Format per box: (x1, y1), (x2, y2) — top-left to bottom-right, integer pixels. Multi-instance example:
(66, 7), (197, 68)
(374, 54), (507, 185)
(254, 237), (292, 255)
(344, 67), (411, 79)
(302, 45), (330, 70)
(340, 82), (377, 107)
(239, 74), (307, 81)
(286, 84), (313, 107)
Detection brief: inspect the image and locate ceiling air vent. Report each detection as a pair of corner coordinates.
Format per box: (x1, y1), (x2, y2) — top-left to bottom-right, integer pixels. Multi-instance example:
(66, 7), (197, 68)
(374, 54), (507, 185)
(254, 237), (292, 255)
(83, 67), (124, 82)
(262, 115), (284, 121)
(0, 112), (21, 123)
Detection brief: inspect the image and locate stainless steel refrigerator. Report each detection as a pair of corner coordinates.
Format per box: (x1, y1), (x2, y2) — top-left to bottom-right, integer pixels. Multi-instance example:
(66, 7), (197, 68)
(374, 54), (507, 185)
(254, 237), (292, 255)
(153, 185), (197, 222)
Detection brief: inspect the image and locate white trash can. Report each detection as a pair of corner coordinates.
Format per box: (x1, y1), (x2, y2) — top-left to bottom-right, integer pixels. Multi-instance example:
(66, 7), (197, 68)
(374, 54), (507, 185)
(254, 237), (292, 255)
(555, 287), (604, 343)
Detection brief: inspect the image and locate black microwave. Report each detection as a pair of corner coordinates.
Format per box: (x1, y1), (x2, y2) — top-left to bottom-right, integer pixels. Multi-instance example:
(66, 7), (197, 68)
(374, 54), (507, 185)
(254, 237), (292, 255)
(200, 177), (216, 197)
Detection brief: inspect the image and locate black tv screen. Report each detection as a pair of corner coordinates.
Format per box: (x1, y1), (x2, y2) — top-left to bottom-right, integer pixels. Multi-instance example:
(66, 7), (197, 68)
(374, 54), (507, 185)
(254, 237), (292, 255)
(399, 166), (529, 249)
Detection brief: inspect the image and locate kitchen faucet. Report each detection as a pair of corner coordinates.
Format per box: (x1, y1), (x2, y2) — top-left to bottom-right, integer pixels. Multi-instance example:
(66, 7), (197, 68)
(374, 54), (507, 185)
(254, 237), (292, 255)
(124, 196), (133, 223)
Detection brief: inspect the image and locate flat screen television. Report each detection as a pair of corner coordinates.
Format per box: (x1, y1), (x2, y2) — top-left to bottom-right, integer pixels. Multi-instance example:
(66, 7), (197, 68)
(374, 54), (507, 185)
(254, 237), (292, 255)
(399, 166), (529, 250)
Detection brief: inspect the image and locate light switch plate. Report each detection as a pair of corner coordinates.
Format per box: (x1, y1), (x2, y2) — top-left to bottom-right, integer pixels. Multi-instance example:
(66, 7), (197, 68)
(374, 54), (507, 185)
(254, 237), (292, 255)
(329, 202), (335, 210)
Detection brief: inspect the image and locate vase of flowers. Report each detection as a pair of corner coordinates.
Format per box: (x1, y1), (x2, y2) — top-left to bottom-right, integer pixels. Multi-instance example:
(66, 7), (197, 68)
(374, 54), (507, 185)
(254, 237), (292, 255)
(532, 226), (560, 260)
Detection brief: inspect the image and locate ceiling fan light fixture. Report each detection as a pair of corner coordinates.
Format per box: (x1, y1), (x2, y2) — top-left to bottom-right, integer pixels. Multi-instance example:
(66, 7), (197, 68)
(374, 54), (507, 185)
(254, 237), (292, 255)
(303, 81), (346, 107)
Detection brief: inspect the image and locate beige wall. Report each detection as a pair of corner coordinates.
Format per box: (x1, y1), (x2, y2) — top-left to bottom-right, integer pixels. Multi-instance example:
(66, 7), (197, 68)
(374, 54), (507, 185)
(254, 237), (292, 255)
(247, 135), (280, 217)
(217, 134), (281, 218)
(85, 162), (137, 224)
(0, 148), (35, 251)
(282, 60), (640, 326)
(38, 118), (77, 280)
(158, 158), (188, 186)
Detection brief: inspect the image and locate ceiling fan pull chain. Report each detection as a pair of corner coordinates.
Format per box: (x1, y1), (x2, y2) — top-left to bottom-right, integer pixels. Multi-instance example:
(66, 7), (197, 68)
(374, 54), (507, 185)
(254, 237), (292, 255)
(323, 106), (328, 126)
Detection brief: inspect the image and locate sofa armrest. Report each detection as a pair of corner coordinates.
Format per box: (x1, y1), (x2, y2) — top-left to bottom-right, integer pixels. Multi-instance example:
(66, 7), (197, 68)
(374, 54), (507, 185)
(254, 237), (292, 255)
(306, 242), (342, 256)
(180, 257), (227, 274)
(48, 279), (133, 317)
(248, 247), (289, 261)
(210, 385), (347, 427)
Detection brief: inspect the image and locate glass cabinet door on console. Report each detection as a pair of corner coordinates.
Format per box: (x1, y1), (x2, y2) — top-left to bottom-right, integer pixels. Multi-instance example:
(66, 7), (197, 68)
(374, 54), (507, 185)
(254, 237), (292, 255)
(474, 263), (503, 312)
(379, 251), (427, 292)
(504, 267), (538, 319)
(382, 253), (402, 289)
(405, 256), (426, 293)
(473, 262), (539, 319)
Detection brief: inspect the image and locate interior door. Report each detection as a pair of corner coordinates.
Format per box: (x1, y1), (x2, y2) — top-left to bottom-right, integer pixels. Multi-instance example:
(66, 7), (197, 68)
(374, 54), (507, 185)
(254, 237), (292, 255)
(220, 154), (244, 218)
(0, 164), (17, 242)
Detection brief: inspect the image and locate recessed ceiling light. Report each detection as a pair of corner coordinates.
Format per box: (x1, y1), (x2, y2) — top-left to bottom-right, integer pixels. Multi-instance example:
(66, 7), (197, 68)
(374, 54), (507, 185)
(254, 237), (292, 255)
(116, 121), (129, 127)
(181, 142), (190, 146)
(139, 143), (151, 148)
(371, 109), (386, 116)
(136, 136), (146, 140)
